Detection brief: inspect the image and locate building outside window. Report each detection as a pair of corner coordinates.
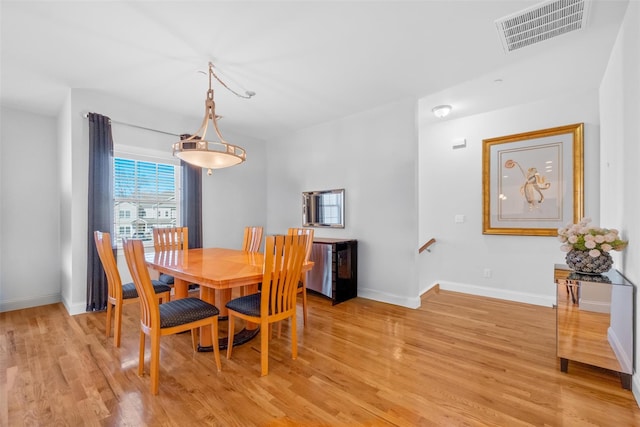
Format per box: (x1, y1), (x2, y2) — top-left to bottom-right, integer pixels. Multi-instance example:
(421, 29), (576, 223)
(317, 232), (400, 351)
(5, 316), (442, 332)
(113, 157), (180, 246)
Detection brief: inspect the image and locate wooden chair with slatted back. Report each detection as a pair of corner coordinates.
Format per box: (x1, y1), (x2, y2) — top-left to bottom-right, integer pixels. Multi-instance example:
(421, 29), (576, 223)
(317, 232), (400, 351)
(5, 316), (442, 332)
(153, 226), (188, 251)
(287, 227), (314, 327)
(239, 226), (264, 297)
(94, 231), (171, 347)
(226, 234), (308, 376)
(241, 226), (263, 253)
(122, 237), (221, 395)
(152, 227), (189, 285)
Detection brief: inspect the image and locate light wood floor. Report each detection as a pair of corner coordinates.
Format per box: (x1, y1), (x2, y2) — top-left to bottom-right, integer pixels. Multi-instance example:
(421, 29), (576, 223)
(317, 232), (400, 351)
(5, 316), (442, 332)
(2, 289), (640, 426)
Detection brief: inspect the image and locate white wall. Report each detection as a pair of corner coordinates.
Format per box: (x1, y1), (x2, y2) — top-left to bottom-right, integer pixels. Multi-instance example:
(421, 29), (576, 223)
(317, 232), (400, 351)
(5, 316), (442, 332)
(266, 98), (420, 307)
(202, 135), (267, 250)
(599, 0), (640, 403)
(0, 107), (61, 311)
(58, 92), (73, 310)
(418, 90), (600, 307)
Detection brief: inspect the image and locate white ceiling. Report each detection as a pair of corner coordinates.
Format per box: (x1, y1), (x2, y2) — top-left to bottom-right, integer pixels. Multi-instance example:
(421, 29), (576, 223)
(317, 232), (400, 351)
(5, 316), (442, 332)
(0, 1), (629, 140)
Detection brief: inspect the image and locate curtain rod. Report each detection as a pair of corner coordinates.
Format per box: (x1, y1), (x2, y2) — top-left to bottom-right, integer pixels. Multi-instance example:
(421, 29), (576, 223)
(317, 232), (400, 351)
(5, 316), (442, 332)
(82, 113), (180, 137)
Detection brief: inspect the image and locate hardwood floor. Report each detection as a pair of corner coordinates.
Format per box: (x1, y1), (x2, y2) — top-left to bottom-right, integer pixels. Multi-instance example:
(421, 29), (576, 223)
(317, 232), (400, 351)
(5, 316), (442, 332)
(2, 289), (639, 426)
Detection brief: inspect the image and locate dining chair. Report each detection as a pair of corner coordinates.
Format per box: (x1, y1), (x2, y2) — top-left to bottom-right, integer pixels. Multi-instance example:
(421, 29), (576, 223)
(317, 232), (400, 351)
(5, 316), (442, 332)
(239, 226), (264, 297)
(241, 226), (263, 253)
(152, 227), (189, 286)
(287, 227), (314, 327)
(122, 237), (221, 395)
(94, 231), (171, 348)
(226, 234), (308, 376)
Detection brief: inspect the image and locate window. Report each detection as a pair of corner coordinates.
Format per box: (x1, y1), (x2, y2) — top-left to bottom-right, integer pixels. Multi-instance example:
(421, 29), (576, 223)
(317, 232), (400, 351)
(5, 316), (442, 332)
(113, 157), (180, 246)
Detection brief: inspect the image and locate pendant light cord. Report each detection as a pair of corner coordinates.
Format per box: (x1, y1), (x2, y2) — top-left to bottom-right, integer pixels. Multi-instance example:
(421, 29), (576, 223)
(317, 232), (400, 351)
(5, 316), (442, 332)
(208, 62), (255, 100)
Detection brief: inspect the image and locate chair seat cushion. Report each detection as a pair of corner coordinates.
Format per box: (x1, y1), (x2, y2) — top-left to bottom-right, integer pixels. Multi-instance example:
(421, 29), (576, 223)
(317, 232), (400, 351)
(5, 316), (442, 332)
(151, 280), (172, 295)
(226, 293), (261, 317)
(159, 298), (219, 329)
(158, 273), (175, 285)
(122, 281), (172, 300)
(158, 273), (197, 290)
(122, 283), (138, 300)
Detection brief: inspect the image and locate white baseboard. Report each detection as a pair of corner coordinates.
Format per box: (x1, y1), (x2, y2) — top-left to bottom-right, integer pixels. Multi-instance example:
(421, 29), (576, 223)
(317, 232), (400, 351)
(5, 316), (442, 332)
(359, 280), (554, 310)
(357, 288), (421, 309)
(425, 280), (556, 307)
(633, 376), (640, 407)
(61, 296), (89, 316)
(0, 293), (62, 313)
(579, 299), (611, 313)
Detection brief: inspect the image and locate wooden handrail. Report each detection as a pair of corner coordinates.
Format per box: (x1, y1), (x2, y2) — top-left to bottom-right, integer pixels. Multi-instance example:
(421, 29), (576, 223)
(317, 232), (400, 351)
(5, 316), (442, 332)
(418, 238), (436, 254)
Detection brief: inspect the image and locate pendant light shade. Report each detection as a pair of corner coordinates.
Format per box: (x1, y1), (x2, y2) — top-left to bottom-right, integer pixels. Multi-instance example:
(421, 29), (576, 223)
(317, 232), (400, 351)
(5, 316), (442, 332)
(173, 139), (246, 169)
(173, 62), (248, 175)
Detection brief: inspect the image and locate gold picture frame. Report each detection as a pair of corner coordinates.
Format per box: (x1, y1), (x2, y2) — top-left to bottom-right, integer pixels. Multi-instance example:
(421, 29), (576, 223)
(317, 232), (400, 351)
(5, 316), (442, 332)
(482, 123), (584, 236)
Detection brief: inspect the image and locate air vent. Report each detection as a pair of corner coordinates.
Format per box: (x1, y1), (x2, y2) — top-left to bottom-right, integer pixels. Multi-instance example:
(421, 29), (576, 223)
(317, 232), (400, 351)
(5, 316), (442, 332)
(495, 0), (591, 53)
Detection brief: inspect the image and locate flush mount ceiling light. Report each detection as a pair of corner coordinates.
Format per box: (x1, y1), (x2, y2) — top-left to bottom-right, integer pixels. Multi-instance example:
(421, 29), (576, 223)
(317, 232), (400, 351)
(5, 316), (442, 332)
(173, 62), (254, 175)
(432, 105), (452, 119)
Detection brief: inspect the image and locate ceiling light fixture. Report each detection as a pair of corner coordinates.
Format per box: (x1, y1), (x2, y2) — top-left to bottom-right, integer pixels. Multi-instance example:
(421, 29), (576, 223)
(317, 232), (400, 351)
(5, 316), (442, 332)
(173, 62), (253, 175)
(432, 105), (452, 119)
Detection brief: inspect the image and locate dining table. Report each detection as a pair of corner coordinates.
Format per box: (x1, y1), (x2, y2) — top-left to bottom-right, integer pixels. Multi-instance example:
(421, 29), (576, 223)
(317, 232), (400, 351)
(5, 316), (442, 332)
(146, 247), (313, 351)
(146, 247), (264, 351)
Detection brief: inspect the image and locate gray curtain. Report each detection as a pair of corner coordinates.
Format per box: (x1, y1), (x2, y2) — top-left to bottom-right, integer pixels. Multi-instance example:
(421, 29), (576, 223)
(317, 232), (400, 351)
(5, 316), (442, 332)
(87, 113), (114, 311)
(180, 134), (203, 249)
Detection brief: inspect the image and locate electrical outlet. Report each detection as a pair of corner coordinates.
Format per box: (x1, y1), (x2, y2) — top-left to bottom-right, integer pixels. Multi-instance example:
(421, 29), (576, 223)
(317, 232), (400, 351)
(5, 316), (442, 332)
(483, 268), (492, 278)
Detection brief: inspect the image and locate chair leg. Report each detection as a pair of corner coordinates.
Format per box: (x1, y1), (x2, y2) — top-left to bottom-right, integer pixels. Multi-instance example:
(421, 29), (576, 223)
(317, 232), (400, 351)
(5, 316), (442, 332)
(226, 314), (236, 359)
(291, 313), (298, 360)
(260, 320), (269, 376)
(105, 301), (113, 338)
(190, 328), (198, 352)
(211, 317), (221, 371)
(138, 330), (146, 376)
(113, 301), (123, 348)
(158, 291), (170, 304)
(150, 333), (160, 395)
(301, 287), (308, 327)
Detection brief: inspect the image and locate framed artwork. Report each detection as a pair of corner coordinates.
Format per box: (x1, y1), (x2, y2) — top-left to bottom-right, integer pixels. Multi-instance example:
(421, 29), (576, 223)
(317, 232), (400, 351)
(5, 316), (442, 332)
(482, 123), (584, 236)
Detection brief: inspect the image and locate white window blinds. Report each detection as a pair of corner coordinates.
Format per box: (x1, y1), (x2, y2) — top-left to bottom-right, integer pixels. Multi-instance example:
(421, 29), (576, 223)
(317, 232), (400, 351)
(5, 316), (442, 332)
(113, 157), (179, 245)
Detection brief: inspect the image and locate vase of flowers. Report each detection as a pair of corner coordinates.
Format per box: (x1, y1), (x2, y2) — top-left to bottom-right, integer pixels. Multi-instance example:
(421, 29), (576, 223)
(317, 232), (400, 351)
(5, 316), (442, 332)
(558, 217), (628, 274)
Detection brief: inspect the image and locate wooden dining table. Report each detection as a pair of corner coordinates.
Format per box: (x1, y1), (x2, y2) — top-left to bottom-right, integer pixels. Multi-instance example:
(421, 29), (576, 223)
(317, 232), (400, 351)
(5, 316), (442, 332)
(146, 247), (314, 351)
(146, 247), (265, 351)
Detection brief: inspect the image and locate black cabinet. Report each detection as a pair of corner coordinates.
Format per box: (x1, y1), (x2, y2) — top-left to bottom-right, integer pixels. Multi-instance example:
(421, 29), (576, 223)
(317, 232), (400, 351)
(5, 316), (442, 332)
(307, 238), (357, 304)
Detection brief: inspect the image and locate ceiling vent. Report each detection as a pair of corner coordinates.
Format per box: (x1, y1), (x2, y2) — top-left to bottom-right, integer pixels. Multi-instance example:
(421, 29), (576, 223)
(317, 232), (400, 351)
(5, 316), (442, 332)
(495, 0), (591, 53)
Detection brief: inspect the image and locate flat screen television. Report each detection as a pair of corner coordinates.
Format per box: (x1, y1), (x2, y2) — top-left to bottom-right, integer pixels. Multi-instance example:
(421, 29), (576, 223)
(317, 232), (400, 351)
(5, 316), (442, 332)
(302, 189), (344, 228)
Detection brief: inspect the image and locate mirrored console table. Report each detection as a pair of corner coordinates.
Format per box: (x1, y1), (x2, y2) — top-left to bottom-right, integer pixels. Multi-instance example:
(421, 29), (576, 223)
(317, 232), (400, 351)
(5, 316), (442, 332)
(555, 264), (635, 389)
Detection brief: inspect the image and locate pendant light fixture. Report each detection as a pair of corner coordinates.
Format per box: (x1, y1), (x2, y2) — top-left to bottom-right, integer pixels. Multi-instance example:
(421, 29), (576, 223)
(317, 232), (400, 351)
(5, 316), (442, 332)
(173, 62), (252, 175)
